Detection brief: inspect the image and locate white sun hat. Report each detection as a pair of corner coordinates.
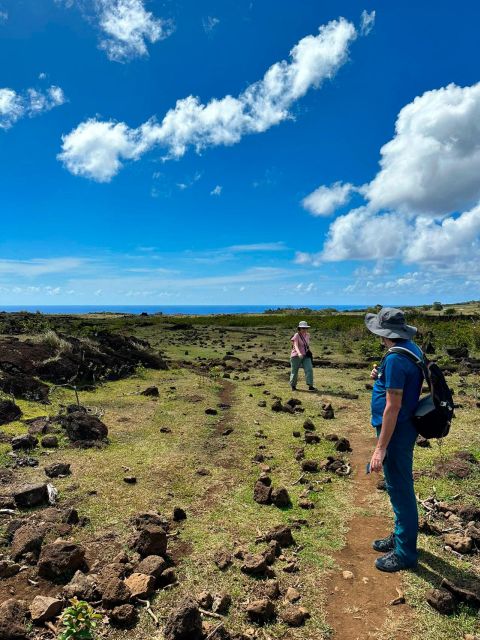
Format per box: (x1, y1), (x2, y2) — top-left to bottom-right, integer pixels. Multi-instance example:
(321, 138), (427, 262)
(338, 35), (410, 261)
(298, 321), (310, 329)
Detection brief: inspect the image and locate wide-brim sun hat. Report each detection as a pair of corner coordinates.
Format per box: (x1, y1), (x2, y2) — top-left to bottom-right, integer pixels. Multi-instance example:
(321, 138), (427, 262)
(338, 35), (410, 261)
(365, 307), (417, 340)
(298, 321), (310, 329)
(365, 307), (416, 340)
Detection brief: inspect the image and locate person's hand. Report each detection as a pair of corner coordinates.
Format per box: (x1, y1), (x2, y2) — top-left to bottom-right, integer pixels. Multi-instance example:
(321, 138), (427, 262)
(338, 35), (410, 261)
(370, 447), (386, 473)
(370, 364), (379, 380)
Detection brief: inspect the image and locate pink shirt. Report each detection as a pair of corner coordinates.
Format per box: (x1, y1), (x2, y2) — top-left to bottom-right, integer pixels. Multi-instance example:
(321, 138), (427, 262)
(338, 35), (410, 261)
(290, 332), (310, 358)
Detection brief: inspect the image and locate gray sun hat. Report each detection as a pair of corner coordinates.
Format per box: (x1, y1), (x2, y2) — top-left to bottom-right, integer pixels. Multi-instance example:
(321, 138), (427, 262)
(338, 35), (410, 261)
(298, 320), (310, 329)
(364, 307), (417, 340)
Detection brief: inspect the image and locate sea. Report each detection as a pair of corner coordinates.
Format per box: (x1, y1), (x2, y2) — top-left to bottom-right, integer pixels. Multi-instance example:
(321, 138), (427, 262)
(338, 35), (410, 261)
(0, 304), (365, 316)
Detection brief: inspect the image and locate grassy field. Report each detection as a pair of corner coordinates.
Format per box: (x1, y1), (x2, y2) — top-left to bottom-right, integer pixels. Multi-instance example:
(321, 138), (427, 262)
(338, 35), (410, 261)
(0, 310), (479, 639)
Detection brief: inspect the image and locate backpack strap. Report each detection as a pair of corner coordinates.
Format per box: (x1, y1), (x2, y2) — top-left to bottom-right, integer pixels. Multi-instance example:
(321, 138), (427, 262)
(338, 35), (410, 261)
(384, 346), (431, 389)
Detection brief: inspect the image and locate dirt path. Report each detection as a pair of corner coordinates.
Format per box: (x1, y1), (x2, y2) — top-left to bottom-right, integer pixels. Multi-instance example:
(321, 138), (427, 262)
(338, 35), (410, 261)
(325, 423), (414, 640)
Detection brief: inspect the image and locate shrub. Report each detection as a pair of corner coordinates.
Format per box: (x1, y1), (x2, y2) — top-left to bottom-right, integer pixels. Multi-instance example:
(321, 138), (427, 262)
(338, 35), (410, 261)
(58, 598), (101, 640)
(432, 302), (443, 311)
(444, 307), (457, 315)
(32, 330), (72, 354)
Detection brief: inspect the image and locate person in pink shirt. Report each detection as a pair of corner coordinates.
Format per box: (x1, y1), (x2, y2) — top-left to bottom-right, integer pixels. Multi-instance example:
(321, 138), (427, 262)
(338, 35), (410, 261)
(290, 321), (316, 391)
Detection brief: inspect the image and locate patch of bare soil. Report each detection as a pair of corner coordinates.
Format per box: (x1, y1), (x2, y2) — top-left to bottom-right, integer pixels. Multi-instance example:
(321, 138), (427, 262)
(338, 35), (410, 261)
(325, 425), (414, 640)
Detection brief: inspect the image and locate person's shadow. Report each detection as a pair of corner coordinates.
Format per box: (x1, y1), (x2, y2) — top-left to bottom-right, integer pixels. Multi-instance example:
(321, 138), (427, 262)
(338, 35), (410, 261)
(415, 547), (479, 595)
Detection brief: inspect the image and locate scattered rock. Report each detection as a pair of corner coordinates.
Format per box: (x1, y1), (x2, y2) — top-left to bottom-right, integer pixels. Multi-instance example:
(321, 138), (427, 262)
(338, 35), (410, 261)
(334, 437), (351, 452)
(214, 549), (233, 570)
(285, 587), (300, 603)
(205, 408), (218, 415)
(0, 400), (22, 425)
(45, 462), (71, 478)
(426, 588), (456, 615)
(321, 403), (334, 419)
(60, 411), (108, 443)
(264, 525), (294, 548)
(173, 506), (187, 521)
(342, 570), (354, 580)
(271, 486), (291, 508)
(301, 460), (318, 473)
(241, 553), (267, 576)
(102, 577), (132, 609)
(246, 598), (275, 624)
(197, 591), (213, 609)
(0, 560), (20, 579)
(0, 599), (28, 640)
(441, 578), (480, 607)
(123, 476), (137, 484)
(13, 483), (49, 508)
(29, 596), (63, 624)
(110, 604), (138, 628)
(253, 481), (272, 505)
(131, 525), (168, 557)
(299, 499), (314, 509)
(257, 401), (266, 407)
(212, 593), (232, 615)
(62, 570), (99, 601)
(263, 580), (281, 600)
(41, 435), (59, 448)
(12, 434), (38, 450)
(303, 419), (315, 431)
(124, 572), (155, 598)
(271, 400), (283, 412)
(263, 540), (279, 565)
(279, 605), (308, 627)
(141, 386), (159, 397)
(305, 432), (320, 444)
(11, 524), (46, 561)
(443, 533), (473, 554)
(38, 541), (86, 583)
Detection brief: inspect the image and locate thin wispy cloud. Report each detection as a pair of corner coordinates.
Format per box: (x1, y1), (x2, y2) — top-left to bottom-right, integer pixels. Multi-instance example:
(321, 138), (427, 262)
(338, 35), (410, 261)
(0, 257), (89, 277)
(0, 85), (66, 130)
(210, 185), (222, 196)
(360, 10), (376, 36)
(202, 16), (220, 34)
(59, 17), (358, 181)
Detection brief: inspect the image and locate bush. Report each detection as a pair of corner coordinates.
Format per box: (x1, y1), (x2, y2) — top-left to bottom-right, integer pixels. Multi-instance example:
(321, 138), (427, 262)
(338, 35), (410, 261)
(58, 598), (101, 640)
(32, 330), (72, 354)
(432, 302), (443, 311)
(444, 307), (457, 315)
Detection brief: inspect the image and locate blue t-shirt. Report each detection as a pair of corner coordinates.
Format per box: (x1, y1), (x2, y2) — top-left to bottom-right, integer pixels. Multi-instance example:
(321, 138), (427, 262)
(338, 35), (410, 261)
(371, 340), (423, 427)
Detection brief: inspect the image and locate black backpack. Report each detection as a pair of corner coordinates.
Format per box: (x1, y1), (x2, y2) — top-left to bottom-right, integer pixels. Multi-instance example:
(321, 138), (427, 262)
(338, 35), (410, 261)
(384, 346), (454, 439)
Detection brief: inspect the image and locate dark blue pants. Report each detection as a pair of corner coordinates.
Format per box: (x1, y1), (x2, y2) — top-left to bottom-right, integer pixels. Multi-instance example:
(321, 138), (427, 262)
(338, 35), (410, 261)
(375, 420), (418, 566)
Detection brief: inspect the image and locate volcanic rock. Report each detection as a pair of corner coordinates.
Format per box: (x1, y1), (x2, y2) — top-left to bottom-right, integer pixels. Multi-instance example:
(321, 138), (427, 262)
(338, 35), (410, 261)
(303, 419), (315, 431)
(205, 408), (218, 415)
(443, 533), (473, 554)
(164, 597), (203, 640)
(197, 591), (213, 609)
(62, 570), (100, 601)
(141, 386), (159, 397)
(41, 435), (59, 448)
(29, 596), (63, 624)
(334, 437), (351, 452)
(321, 403), (334, 419)
(110, 604), (138, 628)
(214, 549), (233, 570)
(246, 598), (275, 624)
(253, 481), (272, 505)
(61, 412), (108, 443)
(101, 578), (132, 609)
(11, 434), (38, 450)
(264, 525), (294, 548)
(271, 486), (291, 508)
(241, 553), (267, 576)
(305, 432), (320, 444)
(45, 462), (71, 478)
(301, 460), (318, 473)
(11, 524), (46, 561)
(285, 587), (301, 603)
(136, 555), (167, 580)
(279, 605), (308, 626)
(212, 593), (232, 614)
(38, 541), (86, 583)
(0, 560), (20, 579)
(0, 400), (22, 425)
(13, 483), (49, 508)
(426, 588), (456, 615)
(263, 579), (281, 600)
(124, 572), (155, 598)
(173, 506), (187, 521)
(131, 525), (168, 557)
(0, 599), (28, 640)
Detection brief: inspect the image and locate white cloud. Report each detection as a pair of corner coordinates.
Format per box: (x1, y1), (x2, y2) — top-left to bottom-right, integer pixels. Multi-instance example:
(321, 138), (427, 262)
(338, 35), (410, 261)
(302, 181), (354, 216)
(0, 257), (88, 277)
(360, 10), (375, 36)
(39, 72), (47, 80)
(97, 0), (173, 62)
(59, 17), (358, 181)
(203, 16), (220, 34)
(300, 82), (480, 270)
(0, 85), (66, 130)
(0, 9), (8, 23)
(210, 185), (222, 196)
(227, 242), (286, 252)
(366, 82), (480, 217)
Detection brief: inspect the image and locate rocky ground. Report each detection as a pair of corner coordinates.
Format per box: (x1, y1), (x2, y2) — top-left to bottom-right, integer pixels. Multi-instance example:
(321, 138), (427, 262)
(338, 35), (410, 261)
(0, 313), (479, 640)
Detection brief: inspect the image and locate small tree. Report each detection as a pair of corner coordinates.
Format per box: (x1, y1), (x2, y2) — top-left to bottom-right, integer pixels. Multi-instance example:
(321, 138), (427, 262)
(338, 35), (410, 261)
(58, 599), (101, 640)
(444, 307), (457, 316)
(432, 301), (443, 311)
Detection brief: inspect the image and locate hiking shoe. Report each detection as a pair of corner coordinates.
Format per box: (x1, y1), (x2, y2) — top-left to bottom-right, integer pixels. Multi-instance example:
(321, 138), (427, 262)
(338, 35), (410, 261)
(375, 551), (416, 573)
(372, 532), (395, 552)
(308, 386), (317, 392)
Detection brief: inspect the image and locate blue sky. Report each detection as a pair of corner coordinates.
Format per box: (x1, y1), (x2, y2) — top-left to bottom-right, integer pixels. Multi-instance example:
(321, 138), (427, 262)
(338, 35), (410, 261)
(1, 0), (480, 306)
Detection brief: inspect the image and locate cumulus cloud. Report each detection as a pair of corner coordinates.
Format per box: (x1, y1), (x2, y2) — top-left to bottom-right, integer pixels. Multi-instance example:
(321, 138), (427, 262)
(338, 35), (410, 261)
(302, 181), (354, 216)
(97, 0), (173, 62)
(0, 85), (66, 130)
(300, 82), (480, 269)
(360, 10), (375, 35)
(59, 17), (358, 181)
(365, 83), (480, 216)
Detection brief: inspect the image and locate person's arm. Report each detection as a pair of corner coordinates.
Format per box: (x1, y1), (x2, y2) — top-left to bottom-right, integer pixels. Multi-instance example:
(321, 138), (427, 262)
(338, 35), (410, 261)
(370, 389), (403, 472)
(293, 335), (303, 358)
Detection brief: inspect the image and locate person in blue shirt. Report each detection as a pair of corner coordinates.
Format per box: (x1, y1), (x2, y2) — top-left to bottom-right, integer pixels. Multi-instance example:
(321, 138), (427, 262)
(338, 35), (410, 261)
(365, 307), (423, 572)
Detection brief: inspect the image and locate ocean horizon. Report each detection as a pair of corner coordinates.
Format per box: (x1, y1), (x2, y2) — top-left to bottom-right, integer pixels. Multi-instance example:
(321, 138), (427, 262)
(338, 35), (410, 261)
(0, 304), (367, 316)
